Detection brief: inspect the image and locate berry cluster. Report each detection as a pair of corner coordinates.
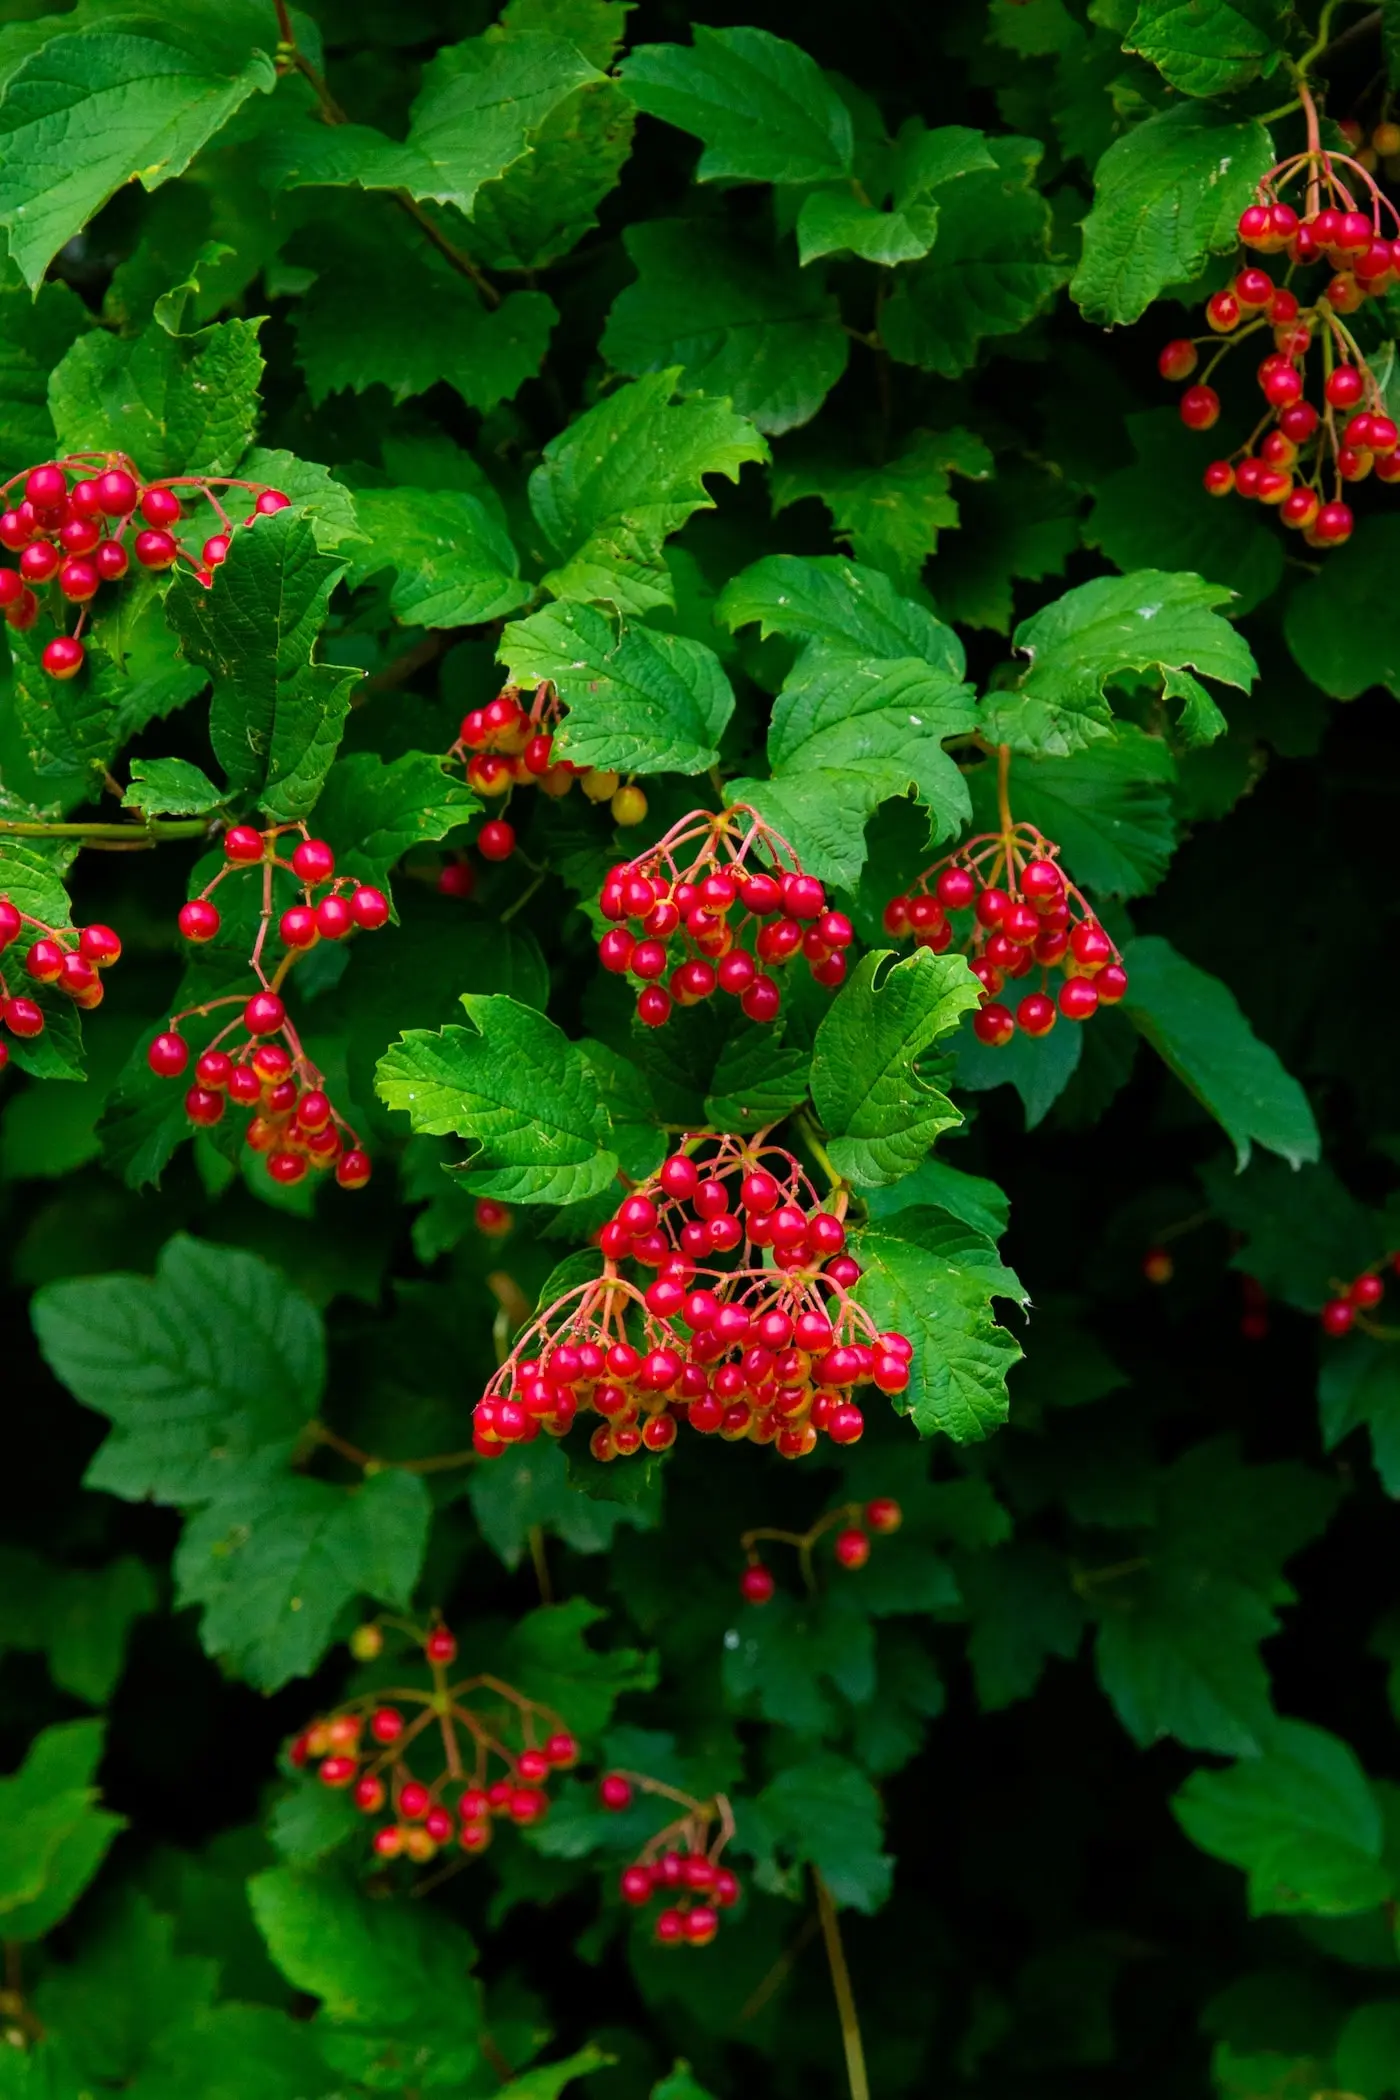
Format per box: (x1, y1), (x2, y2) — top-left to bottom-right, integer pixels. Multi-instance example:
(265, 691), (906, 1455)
(1319, 1255), (1398, 1335)
(292, 1621), (578, 1865)
(0, 896), (121, 1060)
(0, 454), (289, 677)
(1159, 113), (1400, 546)
(739, 1495), (903, 1604)
(472, 1135), (913, 1463)
(884, 821), (1125, 1046)
(599, 805), (850, 1029)
(600, 1770), (740, 1948)
(447, 682), (648, 866)
(146, 823), (385, 1188)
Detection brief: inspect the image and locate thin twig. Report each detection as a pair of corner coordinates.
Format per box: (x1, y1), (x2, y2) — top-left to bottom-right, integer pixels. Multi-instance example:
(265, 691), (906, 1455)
(814, 1870), (869, 2100)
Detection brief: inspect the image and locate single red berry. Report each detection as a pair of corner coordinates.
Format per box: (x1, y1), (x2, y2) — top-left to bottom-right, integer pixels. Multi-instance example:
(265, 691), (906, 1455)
(25, 463), (67, 510)
(178, 898), (221, 942)
(1158, 338), (1198, 381)
(224, 825), (264, 863)
(244, 990), (285, 1035)
(866, 1498), (902, 1534)
(350, 885), (389, 930)
(76, 924), (120, 969)
(94, 468), (138, 517)
(1320, 1298), (1355, 1336)
(1016, 991), (1056, 1038)
(292, 837), (335, 883)
(203, 534), (231, 567)
(479, 819), (515, 862)
(94, 539), (129, 581)
(740, 974), (781, 1023)
(279, 905), (318, 948)
(134, 528), (178, 570)
(256, 489), (291, 515)
(41, 635), (84, 680)
(1206, 289), (1240, 332)
(336, 1148), (372, 1190)
(425, 1627), (457, 1664)
(4, 585), (39, 632)
(319, 1755), (358, 1788)
(148, 1031), (189, 1077)
(1096, 964), (1128, 1004)
(740, 1564), (775, 1605)
(140, 486), (182, 527)
(1325, 365), (1365, 408)
(1180, 384), (1221, 430)
(1313, 500), (1354, 545)
(438, 859), (475, 898)
(2, 997), (45, 1039)
(1349, 1274), (1384, 1310)
(184, 1084), (225, 1127)
(20, 540), (60, 583)
(314, 895), (353, 941)
(599, 1773), (633, 1811)
(972, 1003), (1014, 1048)
(834, 1528), (870, 1569)
(398, 1780), (430, 1820)
(1058, 977), (1100, 1021)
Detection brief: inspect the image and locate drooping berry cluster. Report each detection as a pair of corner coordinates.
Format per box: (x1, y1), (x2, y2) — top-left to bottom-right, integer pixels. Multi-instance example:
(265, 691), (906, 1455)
(146, 823), (386, 1188)
(0, 454), (288, 678)
(0, 897), (121, 1061)
(472, 1135), (913, 1463)
(739, 1495), (903, 1603)
(599, 1769), (741, 1948)
(884, 821), (1125, 1047)
(292, 1621), (578, 1865)
(599, 805), (851, 1029)
(1158, 105), (1400, 547)
(447, 681), (648, 867)
(1319, 1254), (1399, 1335)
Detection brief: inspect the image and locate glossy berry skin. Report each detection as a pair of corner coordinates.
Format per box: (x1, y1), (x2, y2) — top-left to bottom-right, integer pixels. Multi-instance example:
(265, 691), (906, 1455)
(336, 1149), (372, 1190)
(478, 819), (515, 862)
(425, 1627), (457, 1664)
(95, 469), (138, 516)
(78, 924), (121, 967)
(148, 1032), (189, 1077)
(350, 885), (389, 930)
(3, 998), (44, 1039)
(1349, 1273), (1384, 1310)
(1325, 365), (1365, 408)
(866, 1498), (902, 1534)
(1180, 385), (1221, 430)
(134, 529), (178, 570)
(25, 464), (67, 509)
(972, 1003), (1014, 1048)
(224, 825), (264, 864)
(203, 534), (231, 567)
(256, 489), (290, 514)
(140, 486), (182, 526)
(740, 1563), (775, 1605)
(41, 636), (84, 680)
(279, 905), (317, 948)
(178, 899), (220, 942)
(834, 1527), (870, 1570)
(315, 895), (353, 940)
(1058, 977), (1100, 1021)
(292, 837), (335, 883)
(599, 1772), (633, 1811)
(184, 1085), (225, 1127)
(545, 1731), (578, 1766)
(244, 991), (285, 1035)
(1320, 1298), (1355, 1336)
(1158, 338), (1197, 381)
(20, 540), (60, 583)
(95, 540), (128, 581)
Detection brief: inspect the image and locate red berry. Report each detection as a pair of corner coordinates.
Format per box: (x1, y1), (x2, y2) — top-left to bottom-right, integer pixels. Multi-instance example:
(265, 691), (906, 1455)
(94, 539), (128, 581)
(224, 825), (264, 864)
(319, 1755), (357, 1788)
(256, 489), (291, 515)
(140, 485), (182, 527)
(1058, 978), (1100, 1021)
(314, 895), (353, 940)
(1313, 501), (1354, 545)
(350, 884), (389, 930)
(178, 899), (221, 942)
(425, 1627), (457, 1664)
(1096, 964), (1128, 1004)
(866, 1498), (902, 1533)
(203, 534), (232, 567)
(740, 974), (781, 1023)
(25, 464), (67, 509)
(292, 837), (335, 883)
(184, 1084), (225, 1127)
(1206, 289), (1240, 332)
(336, 1148), (372, 1190)
(2, 997), (45, 1039)
(94, 469), (138, 517)
(148, 1031), (189, 1077)
(279, 905), (318, 948)
(1326, 365), (1365, 408)
(1349, 1273), (1384, 1310)
(972, 1003), (1014, 1048)
(134, 528), (178, 570)
(936, 866), (976, 910)
(1320, 1298), (1354, 1336)
(834, 1527), (870, 1570)
(545, 1731), (577, 1766)
(1016, 991), (1056, 1037)
(1180, 385), (1220, 430)
(479, 819), (515, 862)
(244, 990), (285, 1035)
(1158, 338), (1198, 381)
(599, 1773), (633, 1811)
(1238, 203), (1271, 245)
(41, 635), (84, 680)
(740, 1564), (775, 1604)
(20, 540), (60, 583)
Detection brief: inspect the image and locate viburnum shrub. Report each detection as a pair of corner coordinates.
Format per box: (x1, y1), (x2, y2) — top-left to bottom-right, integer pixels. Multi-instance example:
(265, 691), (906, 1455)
(8, 3), (1400, 2096)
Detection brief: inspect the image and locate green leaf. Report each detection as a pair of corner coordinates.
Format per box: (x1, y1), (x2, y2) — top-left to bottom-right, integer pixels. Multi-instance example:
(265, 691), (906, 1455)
(31, 1235), (324, 1505)
(346, 485), (530, 628)
(175, 1460), (430, 1691)
(0, 1550), (156, 1706)
(497, 2047), (618, 2099)
(247, 1865), (487, 2086)
(375, 992), (621, 1204)
(237, 448), (365, 553)
(1318, 1338), (1400, 1496)
(849, 1207), (1026, 1440)
(31, 1892), (219, 2084)
(1127, 0), (1288, 98)
(881, 137), (1066, 379)
(1200, 1155), (1385, 1312)
(620, 25), (854, 184)
(0, 277), (91, 460)
(1120, 935), (1320, 1169)
(960, 1542), (1087, 1708)
(718, 552), (965, 682)
(772, 427), (994, 587)
(1087, 410), (1285, 620)
(864, 1156), (1011, 1239)
(49, 314), (265, 481)
(500, 1598), (656, 1736)
(752, 1754), (892, 1911)
(1173, 1721), (1395, 1917)
(968, 731), (1177, 898)
(310, 751), (477, 895)
(1070, 103), (1275, 326)
(470, 0), (635, 270)
(927, 462), (1081, 633)
(722, 1585), (876, 1736)
(703, 1022), (811, 1134)
(812, 949), (980, 1186)
(165, 508), (357, 820)
(1284, 514), (1400, 700)
(794, 122), (995, 267)
(0, 1), (277, 290)
(86, 2002), (329, 2100)
(292, 218), (557, 415)
(1336, 2002), (1400, 2097)
(528, 370), (768, 611)
(268, 33), (601, 214)
(951, 1000), (1086, 1130)
(985, 570), (1257, 756)
(123, 756), (225, 817)
(0, 1720), (124, 1941)
(468, 1436), (655, 1570)
(601, 221), (848, 436)
(501, 604), (734, 774)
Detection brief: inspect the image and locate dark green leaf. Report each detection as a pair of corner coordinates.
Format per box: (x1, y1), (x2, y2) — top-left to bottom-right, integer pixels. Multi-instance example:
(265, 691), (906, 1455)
(621, 25), (854, 184)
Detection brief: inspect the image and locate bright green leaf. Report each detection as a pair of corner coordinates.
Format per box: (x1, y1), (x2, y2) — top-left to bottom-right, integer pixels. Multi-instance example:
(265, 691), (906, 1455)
(621, 25), (854, 184)
(1127, 0), (1289, 98)
(501, 603), (735, 774)
(812, 948), (981, 1185)
(347, 485), (531, 628)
